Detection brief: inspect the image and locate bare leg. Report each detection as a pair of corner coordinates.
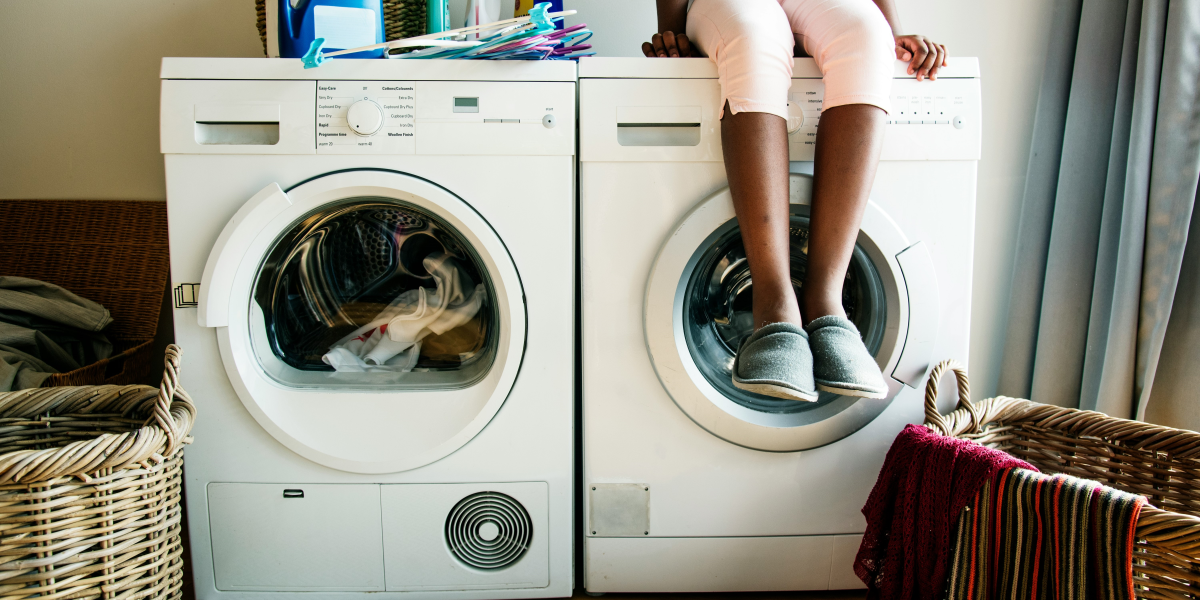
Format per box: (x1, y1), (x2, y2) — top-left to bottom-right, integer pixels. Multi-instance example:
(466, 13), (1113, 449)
(803, 103), (886, 323)
(720, 101), (798, 330)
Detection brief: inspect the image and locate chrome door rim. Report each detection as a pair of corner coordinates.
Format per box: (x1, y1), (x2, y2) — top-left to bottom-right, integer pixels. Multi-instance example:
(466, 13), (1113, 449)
(210, 170), (526, 473)
(644, 174), (912, 451)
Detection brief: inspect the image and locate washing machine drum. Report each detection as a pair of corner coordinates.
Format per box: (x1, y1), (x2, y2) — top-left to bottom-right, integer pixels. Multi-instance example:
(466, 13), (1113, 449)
(644, 173), (940, 452)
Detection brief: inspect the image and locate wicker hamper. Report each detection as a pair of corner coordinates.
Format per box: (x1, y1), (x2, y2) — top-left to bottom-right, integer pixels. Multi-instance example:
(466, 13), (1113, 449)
(0, 346), (194, 600)
(923, 360), (1200, 599)
(0, 200), (170, 388)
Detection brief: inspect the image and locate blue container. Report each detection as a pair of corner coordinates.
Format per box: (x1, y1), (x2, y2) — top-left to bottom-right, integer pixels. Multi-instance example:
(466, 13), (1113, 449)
(426, 0), (449, 34)
(278, 0), (385, 59)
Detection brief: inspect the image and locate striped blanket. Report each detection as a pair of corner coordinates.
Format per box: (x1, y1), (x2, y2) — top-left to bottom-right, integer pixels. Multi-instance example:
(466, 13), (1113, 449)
(944, 468), (1146, 600)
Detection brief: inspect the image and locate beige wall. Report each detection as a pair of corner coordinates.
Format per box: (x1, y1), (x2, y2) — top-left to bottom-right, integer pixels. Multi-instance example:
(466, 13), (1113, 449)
(0, 1), (264, 200)
(0, 0), (1054, 398)
(890, 0), (1055, 399)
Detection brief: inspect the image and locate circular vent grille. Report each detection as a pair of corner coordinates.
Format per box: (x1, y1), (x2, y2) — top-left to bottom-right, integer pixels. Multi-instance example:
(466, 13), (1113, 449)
(445, 492), (533, 570)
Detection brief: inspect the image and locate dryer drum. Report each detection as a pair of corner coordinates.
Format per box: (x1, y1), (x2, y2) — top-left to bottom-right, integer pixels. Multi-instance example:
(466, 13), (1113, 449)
(252, 198), (497, 374)
(682, 211), (887, 414)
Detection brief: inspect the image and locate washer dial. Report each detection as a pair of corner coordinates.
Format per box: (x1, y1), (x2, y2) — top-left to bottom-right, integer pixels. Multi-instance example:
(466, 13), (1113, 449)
(346, 99), (385, 136)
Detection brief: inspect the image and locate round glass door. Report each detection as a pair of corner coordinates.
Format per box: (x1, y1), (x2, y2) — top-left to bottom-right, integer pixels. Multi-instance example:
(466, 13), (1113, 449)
(203, 170), (526, 474)
(682, 209), (888, 415)
(644, 174), (913, 452)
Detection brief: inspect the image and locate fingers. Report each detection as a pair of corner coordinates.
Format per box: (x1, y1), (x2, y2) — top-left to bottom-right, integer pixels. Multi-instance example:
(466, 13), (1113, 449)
(906, 38), (930, 79)
(644, 32), (694, 58)
(928, 44), (947, 79)
(663, 31), (681, 57)
(918, 42), (941, 80)
(896, 46), (912, 61)
(677, 32), (694, 58)
(651, 33), (667, 57)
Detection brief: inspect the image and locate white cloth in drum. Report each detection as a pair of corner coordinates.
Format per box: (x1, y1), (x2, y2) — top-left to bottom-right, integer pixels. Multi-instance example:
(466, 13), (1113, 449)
(321, 253), (485, 372)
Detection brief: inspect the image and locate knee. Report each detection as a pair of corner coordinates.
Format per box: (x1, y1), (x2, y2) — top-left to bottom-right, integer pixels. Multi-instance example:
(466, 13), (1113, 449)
(707, 3), (795, 68)
(835, 8), (895, 65)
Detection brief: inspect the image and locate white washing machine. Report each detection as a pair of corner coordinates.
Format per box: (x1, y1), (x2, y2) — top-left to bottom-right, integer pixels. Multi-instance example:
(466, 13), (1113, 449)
(161, 58), (575, 599)
(579, 57), (980, 592)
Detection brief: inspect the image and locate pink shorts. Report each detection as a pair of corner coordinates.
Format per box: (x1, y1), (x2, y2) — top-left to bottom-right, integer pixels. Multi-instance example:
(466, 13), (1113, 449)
(686, 0), (895, 120)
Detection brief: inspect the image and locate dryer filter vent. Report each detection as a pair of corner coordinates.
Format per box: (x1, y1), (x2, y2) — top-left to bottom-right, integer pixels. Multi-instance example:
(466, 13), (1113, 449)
(445, 491), (532, 570)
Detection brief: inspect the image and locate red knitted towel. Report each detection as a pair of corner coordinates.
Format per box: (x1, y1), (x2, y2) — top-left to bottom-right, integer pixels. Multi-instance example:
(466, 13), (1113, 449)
(854, 424), (1036, 600)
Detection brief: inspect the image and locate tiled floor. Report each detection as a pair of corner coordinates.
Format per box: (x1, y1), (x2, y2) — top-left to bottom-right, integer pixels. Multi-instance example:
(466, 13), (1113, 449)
(570, 591), (867, 599)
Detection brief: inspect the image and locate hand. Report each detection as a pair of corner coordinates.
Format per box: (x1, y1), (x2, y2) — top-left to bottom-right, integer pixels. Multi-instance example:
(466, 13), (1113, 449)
(894, 35), (947, 81)
(642, 31), (696, 58)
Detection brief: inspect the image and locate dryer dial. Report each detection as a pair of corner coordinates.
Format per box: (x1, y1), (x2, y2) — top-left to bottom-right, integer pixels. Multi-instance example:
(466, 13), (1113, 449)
(347, 99), (385, 136)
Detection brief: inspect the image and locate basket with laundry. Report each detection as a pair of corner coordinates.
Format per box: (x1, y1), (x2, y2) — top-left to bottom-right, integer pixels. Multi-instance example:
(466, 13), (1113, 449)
(0, 200), (170, 391)
(856, 360), (1200, 600)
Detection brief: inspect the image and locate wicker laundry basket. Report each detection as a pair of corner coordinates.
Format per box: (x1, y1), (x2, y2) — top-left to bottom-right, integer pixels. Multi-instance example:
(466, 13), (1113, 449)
(0, 346), (194, 600)
(0, 200), (170, 388)
(923, 360), (1200, 599)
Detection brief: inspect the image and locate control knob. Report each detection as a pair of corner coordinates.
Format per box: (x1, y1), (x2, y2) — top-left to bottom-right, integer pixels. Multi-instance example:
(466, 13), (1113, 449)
(347, 99), (384, 136)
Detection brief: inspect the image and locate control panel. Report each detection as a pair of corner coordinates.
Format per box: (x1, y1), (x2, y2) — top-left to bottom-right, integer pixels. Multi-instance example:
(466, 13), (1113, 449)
(317, 81), (416, 154)
(786, 78), (979, 161)
(313, 80), (574, 156)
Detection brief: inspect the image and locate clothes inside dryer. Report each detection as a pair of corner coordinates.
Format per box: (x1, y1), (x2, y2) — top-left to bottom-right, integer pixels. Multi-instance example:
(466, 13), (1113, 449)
(682, 210), (887, 413)
(251, 198), (498, 389)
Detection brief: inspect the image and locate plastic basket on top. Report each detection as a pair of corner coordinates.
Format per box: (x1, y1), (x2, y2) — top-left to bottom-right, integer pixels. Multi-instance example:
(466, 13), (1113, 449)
(923, 360), (1200, 598)
(0, 346), (194, 600)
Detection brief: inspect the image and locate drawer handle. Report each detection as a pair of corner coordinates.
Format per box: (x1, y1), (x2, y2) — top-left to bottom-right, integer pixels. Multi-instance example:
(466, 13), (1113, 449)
(283, 489), (304, 499)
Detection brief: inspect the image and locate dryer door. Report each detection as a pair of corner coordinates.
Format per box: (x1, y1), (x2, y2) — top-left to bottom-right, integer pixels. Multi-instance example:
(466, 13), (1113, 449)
(644, 173), (938, 451)
(199, 170), (525, 473)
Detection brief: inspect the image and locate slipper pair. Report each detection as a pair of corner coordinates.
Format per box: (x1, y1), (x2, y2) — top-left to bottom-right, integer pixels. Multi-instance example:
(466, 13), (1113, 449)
(731, 316), (888, 402)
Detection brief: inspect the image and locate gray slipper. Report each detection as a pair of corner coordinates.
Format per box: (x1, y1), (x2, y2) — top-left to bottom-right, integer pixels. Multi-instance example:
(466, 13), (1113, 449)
(731, 322), (819, 402)
(805, 315), (888, 399)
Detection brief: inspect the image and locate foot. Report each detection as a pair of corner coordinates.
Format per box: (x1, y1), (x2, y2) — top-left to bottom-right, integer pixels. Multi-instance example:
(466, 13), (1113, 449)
(805, 316), (889, 399)
(731, 323), (819, 402)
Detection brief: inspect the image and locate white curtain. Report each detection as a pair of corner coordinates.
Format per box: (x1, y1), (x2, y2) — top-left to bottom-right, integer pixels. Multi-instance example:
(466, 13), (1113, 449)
(998, 0), (1200, 425)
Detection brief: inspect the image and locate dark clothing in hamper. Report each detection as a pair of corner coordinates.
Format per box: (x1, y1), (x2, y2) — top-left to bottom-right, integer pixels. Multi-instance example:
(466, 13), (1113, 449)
(857, 424), (1148, 600)
(854, 424), (1036, 599)
(0, 276), (113, 390)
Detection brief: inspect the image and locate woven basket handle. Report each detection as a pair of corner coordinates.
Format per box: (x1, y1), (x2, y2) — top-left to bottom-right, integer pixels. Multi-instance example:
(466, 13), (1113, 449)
(149, 345), (186, 456)
(923, 359), (982, 435)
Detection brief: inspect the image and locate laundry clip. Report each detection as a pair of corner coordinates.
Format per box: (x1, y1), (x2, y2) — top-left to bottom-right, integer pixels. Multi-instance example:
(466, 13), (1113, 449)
(301, 3), (576, 68)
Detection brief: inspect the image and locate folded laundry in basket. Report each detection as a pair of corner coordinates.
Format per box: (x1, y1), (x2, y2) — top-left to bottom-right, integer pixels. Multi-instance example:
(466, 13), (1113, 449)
(942, 468), (1146, 600)
(321, 253), (486, 373)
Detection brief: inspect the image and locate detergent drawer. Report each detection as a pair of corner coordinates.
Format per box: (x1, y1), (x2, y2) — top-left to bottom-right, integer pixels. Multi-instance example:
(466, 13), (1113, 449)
(161, 79), (316, 155)
(207, 483), (385, 591)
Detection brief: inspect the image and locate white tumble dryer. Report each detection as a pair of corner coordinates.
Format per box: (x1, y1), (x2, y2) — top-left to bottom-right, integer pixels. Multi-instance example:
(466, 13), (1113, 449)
(580, 57), (981, 592)
(160, 58), (575, 599)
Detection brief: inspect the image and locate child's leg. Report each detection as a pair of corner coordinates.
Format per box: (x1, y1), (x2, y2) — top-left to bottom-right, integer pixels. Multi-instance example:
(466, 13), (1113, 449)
(688, 0), (800, 329)
(721, 106), (797, 328)
(782, 0), (895, 322)
(805, 105), (886, 321)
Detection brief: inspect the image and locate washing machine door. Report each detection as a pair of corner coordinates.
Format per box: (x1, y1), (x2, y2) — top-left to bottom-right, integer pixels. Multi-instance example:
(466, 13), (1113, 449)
(199, 170), (525, 473)
(645, 173), (939, 451)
